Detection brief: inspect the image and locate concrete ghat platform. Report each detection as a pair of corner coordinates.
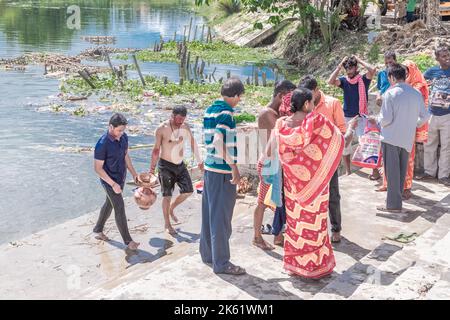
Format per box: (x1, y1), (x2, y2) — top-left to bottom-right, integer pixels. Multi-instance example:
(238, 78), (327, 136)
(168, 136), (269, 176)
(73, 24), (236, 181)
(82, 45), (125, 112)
(0, 169), (449, 300)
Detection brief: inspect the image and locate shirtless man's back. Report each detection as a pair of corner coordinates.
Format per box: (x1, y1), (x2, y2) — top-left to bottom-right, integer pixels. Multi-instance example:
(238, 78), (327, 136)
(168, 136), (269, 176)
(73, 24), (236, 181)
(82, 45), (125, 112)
(252, 80), (296, 250)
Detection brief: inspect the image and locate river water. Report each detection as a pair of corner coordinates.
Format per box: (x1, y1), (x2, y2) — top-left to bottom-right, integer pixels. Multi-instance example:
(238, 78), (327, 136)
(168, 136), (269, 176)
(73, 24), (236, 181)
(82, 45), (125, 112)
(0, 0), (277, 244)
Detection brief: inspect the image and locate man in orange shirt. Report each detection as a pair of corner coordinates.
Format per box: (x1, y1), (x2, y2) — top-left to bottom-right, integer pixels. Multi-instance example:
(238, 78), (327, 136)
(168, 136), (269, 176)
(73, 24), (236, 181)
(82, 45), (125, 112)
(299, 75), (349, 243)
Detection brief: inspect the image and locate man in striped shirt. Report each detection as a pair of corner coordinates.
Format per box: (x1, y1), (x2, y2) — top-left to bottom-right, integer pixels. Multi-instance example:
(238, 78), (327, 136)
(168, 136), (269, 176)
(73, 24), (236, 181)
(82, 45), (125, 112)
(200, 77), (246, 275)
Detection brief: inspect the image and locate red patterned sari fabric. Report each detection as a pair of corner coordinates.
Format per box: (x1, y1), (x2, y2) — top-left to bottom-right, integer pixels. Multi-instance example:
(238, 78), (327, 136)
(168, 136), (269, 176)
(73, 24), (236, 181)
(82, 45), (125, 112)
(276, 112), (344, 279)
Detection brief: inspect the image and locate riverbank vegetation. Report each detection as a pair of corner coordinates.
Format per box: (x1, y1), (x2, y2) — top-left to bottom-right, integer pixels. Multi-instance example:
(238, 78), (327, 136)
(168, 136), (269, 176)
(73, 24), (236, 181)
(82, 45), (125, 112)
(115, 40), (274, 65)
(60, 73), (274, 121)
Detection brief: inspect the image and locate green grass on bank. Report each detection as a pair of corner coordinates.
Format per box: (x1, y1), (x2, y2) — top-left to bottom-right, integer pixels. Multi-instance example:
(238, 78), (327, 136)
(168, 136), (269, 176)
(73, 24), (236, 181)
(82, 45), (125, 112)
(115, 40), (274, 65)
(61, 73), (274, 111)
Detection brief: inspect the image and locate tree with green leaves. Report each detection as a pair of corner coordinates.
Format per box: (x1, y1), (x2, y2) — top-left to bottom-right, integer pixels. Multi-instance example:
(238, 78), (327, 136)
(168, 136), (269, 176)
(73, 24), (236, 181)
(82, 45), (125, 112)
(195, 0), (372, 52)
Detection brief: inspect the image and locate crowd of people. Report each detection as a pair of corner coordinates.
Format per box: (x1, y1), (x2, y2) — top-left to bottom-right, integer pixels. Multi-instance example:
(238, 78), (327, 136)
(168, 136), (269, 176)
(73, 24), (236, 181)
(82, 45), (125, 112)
(91, 44), (450, 279)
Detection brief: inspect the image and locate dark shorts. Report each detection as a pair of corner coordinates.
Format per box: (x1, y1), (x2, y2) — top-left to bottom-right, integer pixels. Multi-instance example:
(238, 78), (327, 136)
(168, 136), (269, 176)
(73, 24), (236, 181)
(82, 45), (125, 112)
(158, 158), (193, 197)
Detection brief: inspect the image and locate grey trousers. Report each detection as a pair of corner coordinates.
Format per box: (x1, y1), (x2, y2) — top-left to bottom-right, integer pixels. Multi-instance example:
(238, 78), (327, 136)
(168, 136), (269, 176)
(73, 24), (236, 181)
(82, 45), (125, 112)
(200, 170), (237, 273)
(424, 113), (450, 179)
(382, 142), (409, 210)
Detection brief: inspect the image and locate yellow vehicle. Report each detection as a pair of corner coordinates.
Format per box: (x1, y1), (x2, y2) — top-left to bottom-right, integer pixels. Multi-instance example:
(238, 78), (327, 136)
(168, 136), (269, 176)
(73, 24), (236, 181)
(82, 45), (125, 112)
(440, 1), (450, 17)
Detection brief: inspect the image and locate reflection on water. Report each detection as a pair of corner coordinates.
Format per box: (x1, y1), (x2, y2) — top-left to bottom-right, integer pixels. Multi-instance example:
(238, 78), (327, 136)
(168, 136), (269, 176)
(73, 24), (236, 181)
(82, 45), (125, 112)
(0, 0), (200, 56)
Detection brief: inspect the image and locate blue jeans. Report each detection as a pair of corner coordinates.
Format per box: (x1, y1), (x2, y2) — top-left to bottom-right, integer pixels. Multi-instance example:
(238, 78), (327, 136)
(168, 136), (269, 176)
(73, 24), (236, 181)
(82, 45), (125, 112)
(200, 170), (237, 273)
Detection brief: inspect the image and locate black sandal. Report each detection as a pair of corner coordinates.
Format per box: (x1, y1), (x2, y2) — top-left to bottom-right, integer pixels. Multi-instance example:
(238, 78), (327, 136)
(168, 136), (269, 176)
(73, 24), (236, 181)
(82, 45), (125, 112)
(218, 264), (246, 275)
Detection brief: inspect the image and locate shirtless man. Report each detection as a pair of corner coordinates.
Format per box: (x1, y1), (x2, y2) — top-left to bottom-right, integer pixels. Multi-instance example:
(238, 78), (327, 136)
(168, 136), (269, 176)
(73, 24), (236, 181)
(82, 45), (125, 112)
(149, 106), (203, 235)
(253, 80), (296, 250)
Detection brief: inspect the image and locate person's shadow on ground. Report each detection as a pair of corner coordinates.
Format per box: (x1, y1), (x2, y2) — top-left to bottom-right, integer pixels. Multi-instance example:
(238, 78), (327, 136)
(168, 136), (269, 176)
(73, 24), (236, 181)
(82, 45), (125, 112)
(105, 238), (174, 268)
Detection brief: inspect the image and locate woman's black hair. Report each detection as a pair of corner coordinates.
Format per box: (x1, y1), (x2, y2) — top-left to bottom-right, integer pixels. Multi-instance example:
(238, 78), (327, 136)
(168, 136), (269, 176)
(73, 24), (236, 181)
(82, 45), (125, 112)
(290, 88), (313, 114)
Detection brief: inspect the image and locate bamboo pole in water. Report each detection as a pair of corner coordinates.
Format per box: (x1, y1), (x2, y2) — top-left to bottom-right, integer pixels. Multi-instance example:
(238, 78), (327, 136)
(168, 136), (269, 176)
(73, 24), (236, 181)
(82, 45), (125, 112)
(206, 27), (212, 42)
(173, 31), (177, 42)
(254, 68), (259, 86)
(132, 54), (146, 86)
(194, 56), (199, 74)
(83, 68), (93, 79)
(199, 60), (206, 75)
(181, 44), (188, 68)
(104, 51), (120, 84)
(78, 70), (96, 89)
(186, 51), (191, 69)
(193, 25), (198, 42)
(183, 25), (187, 42)
(201, 24), (205, 42)
(226, 70), (231, 79)
(262, 71), (267, 87)
(187, 17), (193, 42)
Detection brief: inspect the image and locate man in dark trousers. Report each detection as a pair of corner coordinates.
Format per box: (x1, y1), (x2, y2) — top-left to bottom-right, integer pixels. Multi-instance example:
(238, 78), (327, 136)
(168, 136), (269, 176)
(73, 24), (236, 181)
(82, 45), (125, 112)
(369, 64), (428, 212)
(93, 113), (141, 251)
(200, 77), (246, 275)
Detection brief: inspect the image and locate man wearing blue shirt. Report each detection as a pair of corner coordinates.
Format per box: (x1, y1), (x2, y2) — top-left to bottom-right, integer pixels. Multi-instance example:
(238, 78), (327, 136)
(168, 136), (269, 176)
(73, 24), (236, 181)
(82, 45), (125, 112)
(418, 46), (450, 187)
(93, 113), (141, 251)
(376, 51), (397, 106)
(369, 64), (428, 212)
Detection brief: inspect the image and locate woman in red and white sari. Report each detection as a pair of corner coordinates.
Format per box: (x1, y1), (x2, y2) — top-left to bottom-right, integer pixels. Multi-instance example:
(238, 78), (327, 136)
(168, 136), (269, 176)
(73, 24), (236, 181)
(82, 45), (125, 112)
(267, 88), (344, 279)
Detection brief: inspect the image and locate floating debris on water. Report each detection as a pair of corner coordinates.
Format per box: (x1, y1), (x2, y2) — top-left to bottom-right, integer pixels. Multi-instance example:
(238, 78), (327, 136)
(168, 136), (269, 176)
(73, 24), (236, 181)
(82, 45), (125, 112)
(81, 35), (117, 44)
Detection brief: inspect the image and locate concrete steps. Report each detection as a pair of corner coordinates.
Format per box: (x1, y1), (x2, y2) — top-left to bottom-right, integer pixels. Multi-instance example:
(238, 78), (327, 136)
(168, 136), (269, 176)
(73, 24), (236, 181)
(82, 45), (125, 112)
(314, 196), (450, 300)
(349, 215), (450, 299)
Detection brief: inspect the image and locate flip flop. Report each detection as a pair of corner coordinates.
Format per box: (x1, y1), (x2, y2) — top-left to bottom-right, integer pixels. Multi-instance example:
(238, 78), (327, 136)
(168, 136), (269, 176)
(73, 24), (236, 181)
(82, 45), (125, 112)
(165, 228), (178, 236)
(252, 238), (275, 251)
(369, 174), (381, 181)
(402, 189), (413, 200)
(274, 234), (284, 247)
(94, 232), (109, 241)
(218, 264), (246, 276)
(385, 232), (418, 243)
(376, 206), (404, 213)
(331, 232), (341, 243)
(126, 241), (140, 251)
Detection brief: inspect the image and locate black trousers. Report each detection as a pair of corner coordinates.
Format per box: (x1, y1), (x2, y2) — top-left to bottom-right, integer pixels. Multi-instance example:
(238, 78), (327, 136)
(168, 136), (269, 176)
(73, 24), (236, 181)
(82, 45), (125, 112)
(93, 183), (133, 245)
(328, 169), (341, 233)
